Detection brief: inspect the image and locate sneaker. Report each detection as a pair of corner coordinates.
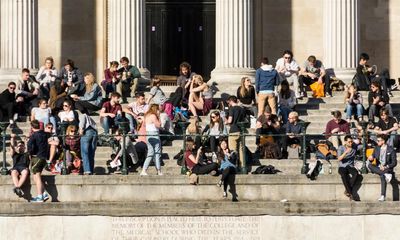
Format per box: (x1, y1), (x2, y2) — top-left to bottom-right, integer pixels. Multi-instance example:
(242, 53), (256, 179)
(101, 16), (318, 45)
(157, 170), (163, 176)
(42, 192), (50, 202)
(378, 195), (385, 202)
(223, 192), (227, 198)
(13, 187), (23, 197)
(391, 83), (398, 90)
(384, 173), (392, 183)
(140, 170), (148, 176)
(31, 195), (44, 203)
(16, 188), (24, 197)
(217, 180), (222, 187)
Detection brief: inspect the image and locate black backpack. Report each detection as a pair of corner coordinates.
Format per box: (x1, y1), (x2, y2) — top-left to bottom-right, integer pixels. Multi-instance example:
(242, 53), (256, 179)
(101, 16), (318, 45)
(252, 165), (278, 174)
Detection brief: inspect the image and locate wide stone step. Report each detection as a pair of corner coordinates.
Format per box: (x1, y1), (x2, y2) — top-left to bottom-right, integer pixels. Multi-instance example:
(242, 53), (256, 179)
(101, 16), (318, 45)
(1, 174), (399, 202)
(1, 201), (400, 217)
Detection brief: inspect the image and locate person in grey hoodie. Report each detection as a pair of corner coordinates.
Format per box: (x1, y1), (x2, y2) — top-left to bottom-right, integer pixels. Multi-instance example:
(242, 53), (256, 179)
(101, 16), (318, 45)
(255, 57), (280, 116)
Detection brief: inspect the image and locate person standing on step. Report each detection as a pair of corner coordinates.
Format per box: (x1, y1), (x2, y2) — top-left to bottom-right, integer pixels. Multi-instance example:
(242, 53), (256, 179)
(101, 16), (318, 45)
(255, 57), (280, 116)
(225, 96), (247, 173)
(28, 120), (50, 202)
(79, 112), (97, 175)
(337, 135), (359, 201)
(10, 134), (30, 198)
(368, 135), (397, 202)
(299, 55), (331, 97)
(275, 50), (301, 98)
(141, 104), (162, 176)
(117, 57), (141, 103)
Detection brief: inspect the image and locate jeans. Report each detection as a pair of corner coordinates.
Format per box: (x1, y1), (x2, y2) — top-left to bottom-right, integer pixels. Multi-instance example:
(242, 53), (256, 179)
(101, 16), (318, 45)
(102, 115), (122, 134)
(81, 128), (97, 174)
(143, 131), (161, 170)
(345, 104), (363, 120)
(126, 114), (137, 133)
(278, 106), (292, 124)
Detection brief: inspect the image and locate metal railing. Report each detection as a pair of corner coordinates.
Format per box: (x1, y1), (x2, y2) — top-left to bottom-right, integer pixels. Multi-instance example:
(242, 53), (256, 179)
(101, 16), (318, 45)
(0, 121), (389, 176)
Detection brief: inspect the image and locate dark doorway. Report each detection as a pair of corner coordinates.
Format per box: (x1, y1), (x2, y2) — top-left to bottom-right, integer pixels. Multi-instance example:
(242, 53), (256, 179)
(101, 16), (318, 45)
(146, 0), (215, 80)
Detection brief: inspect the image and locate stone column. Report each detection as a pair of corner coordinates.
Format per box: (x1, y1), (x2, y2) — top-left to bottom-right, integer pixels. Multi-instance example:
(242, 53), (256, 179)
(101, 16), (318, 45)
(107, 0), (149, 80)
(211, 0), (255, 93)
(323, 0), (359, 83)
(0, 0), (38, 82)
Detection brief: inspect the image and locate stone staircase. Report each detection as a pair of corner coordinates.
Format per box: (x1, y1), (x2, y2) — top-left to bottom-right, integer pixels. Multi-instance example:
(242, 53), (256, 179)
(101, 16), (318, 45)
(1, 86), (400, 217)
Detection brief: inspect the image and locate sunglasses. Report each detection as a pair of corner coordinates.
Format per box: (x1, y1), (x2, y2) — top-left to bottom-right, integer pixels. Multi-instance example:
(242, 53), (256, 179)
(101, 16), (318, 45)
(284, 56), (291, 59)
(9, 87), (15, 90)
(46, 126), (53, 129)
(63, 105), (70, 107)
(211, 115), (218, 119)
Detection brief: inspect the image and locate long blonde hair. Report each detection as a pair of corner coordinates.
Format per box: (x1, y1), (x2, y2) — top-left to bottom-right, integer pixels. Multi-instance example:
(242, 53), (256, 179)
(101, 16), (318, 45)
(145, 104), (159, 117)
(239, 77), (250, 98)
(84, 72), (95, 93)
(192, 74), (204, 85)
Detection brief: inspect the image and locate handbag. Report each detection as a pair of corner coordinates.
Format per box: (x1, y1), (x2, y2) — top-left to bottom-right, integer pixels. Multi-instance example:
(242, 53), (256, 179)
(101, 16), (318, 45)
(310, 82), (325, 98)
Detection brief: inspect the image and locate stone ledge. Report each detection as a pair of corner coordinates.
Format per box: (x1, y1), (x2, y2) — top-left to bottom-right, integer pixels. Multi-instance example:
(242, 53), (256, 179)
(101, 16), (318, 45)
(1, 201), (400, 217)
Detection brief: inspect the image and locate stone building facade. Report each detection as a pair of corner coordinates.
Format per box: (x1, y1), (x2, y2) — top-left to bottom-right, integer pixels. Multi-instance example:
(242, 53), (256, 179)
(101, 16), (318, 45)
(0, 0), (398, 90)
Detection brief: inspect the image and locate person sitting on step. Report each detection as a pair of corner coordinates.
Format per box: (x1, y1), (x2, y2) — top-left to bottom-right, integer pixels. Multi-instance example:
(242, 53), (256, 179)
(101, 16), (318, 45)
(371, 108), (398, 148)
(325, 110), (350, 150)
(100, 92), (122, 135)
(216, 138), (238, 201)
(344, 83), (364, 122)
(367, 80), (393, 123)
(281, 111), (304, 159)
(184, 138), (219, 176)
(188, 74), (213, 118)
(10, 134), (30, 198)
(299, 55), (331, 97)
(368, 134), (397, 202)
(337, 135), (360, 201)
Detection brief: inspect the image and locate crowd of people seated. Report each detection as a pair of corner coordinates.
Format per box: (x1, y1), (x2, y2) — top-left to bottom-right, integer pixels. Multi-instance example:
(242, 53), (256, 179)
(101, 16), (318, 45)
(3, 51), (399, 203)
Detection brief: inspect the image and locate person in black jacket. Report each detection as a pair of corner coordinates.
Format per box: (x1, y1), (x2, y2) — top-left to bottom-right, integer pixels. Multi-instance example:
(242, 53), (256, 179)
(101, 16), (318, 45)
(0, 82), (21, 125)
(368, 135), (397, 201)
(368, 80), (392, 123)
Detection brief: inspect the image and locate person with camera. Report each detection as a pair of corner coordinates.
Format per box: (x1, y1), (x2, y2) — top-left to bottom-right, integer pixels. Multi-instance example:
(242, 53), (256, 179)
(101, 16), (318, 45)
(184, 138), (219, 175)
(368, 135), (397, 202)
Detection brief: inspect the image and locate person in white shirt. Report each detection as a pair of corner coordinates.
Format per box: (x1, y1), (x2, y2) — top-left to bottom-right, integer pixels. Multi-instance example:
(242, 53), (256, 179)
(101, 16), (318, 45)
(123, 92), (149, 134)
(275, 50), (301, 98)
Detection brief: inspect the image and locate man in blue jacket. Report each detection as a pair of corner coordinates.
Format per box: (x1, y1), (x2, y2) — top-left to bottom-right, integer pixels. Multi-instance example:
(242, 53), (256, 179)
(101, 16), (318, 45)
(255, 57), (280, 116)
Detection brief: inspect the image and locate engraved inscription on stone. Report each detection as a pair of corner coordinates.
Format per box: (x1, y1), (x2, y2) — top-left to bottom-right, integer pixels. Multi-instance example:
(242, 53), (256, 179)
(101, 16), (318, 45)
(111, 216), (261, 240)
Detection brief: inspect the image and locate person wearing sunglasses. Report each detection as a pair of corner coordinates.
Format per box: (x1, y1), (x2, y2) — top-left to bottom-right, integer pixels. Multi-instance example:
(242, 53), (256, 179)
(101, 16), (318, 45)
(0, 81), (19, 126)
(275, 50), (301, 99)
